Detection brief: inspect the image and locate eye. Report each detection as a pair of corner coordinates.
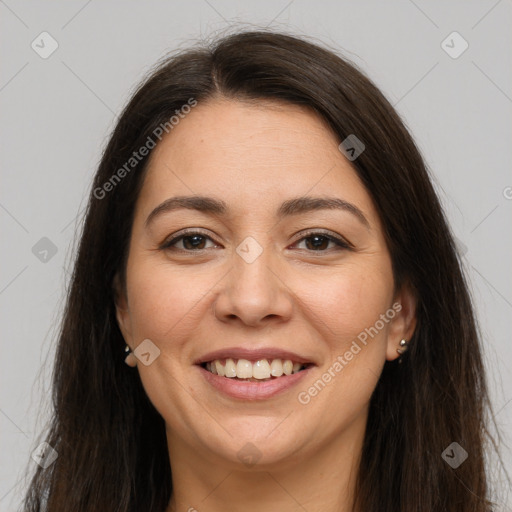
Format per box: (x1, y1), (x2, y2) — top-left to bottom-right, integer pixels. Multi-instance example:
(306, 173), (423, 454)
(292, 232), (351, 252)
(161, 230), (219, 251)
(160, 230), (351, 253)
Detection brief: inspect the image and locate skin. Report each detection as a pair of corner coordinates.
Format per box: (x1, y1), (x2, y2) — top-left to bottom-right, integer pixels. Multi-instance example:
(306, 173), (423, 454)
(116, 98), (416, 512)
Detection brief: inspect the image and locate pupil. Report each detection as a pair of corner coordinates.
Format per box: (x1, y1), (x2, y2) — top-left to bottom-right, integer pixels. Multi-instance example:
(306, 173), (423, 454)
(184, 235), (205, 250)
(306, 236), (328, 250)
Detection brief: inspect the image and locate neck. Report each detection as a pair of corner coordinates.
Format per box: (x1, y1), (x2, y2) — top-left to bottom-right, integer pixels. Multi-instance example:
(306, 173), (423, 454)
(165, 415), (365, 512)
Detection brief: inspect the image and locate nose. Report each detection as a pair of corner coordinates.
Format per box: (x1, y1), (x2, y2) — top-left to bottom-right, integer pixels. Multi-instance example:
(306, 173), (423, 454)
(213, 241), (294, 328)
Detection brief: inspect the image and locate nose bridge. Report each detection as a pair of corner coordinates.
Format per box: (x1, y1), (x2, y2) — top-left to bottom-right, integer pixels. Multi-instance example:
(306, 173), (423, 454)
(213, 234), (292, 325)
(234, 235), (274, 291)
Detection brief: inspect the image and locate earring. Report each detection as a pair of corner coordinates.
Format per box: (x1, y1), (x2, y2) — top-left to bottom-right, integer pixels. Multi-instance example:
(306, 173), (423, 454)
(397, 339), (409, 363)
(124, 345), (137, 367)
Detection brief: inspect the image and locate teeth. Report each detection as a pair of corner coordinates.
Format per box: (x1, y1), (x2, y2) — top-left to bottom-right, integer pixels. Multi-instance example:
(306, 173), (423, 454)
(224, 358), (237, 378)
(215, 360), (225, 377)
(253, 360), (271, 379)
(270, 359), (284, 377)
(236, 359), (253, 379)
(204, 358), (306, 379)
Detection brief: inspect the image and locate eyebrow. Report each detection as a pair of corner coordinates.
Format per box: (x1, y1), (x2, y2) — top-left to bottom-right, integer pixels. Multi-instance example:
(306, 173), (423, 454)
(145, 195), (370, 229)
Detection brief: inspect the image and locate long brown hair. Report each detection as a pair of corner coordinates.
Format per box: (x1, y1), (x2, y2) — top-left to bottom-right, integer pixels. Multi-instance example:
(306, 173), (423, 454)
(23, 29), (496, 511)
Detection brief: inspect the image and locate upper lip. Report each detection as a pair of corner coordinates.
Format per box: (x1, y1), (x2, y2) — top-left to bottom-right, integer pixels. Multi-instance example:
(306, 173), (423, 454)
(194, 347), (316, 365)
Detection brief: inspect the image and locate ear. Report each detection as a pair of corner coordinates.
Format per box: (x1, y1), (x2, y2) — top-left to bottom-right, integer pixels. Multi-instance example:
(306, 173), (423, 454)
(113, 273), (137, 367)
(113, 273), (135, 352)
(385, 282), (417, 361)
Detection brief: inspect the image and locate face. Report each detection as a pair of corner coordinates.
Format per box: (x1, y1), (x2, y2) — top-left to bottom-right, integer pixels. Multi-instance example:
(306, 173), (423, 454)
(116, 98), (416, 470)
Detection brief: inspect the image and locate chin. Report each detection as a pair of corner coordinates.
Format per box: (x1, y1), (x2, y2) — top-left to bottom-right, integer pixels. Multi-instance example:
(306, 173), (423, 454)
(195, 416), (313, 470)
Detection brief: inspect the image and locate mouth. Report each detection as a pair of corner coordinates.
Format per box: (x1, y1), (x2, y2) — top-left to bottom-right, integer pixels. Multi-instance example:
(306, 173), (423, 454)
(195, 348), (316, 400)
(201, 358), (312, 382)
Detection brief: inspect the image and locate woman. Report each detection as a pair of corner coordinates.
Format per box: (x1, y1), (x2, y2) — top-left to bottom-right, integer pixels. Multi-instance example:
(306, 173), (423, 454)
(23, 30), (495, 511)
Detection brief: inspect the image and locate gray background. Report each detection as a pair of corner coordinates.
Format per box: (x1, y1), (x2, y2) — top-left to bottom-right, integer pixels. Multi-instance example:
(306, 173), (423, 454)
(1, 0), (511, 510)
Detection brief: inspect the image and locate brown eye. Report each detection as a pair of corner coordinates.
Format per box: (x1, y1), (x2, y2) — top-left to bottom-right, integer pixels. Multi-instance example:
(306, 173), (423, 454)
(162, 232), (218, 251)
(181, 235), (207, 250)
(304, 235), (330, 251)
(294, 233), (350, 252)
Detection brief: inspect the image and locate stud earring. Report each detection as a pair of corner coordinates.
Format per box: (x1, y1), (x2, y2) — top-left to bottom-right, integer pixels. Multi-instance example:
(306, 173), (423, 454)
(397, 339), (409, 363)
(124, 345), (137, 367)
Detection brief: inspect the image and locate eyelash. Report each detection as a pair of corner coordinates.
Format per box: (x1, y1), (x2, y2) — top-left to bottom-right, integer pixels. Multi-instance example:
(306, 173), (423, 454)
(160, 229), (352, 253)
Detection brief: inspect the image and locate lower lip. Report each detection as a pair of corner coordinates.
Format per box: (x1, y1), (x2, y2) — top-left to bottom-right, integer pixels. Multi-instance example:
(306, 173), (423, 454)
(197, 365), (312, 400)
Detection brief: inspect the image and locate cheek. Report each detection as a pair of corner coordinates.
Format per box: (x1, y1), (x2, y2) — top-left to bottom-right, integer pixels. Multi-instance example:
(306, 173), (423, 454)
(292, 266), (394, 430)
(125, 258), (214, 348)
(292, 261), (395, 348)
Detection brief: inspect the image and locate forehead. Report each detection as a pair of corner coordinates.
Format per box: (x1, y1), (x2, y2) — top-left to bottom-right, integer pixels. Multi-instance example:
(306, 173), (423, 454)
(138, 98), (375, 220)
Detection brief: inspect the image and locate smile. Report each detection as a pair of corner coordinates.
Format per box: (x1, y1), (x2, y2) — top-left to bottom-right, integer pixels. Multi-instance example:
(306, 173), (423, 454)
(195, 347), (315, 399)
(202, 358), (310, 381)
